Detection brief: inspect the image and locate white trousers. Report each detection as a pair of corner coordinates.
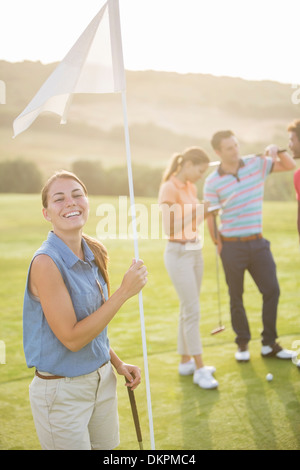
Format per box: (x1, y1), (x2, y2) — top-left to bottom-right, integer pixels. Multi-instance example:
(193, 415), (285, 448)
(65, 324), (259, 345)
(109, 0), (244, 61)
(29, 362), (119, 450)
(164, 242), (204, 356)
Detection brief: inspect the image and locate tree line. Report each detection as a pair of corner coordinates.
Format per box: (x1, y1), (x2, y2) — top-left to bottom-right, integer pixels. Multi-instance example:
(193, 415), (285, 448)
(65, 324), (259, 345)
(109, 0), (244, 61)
(0, 158), (296, 201)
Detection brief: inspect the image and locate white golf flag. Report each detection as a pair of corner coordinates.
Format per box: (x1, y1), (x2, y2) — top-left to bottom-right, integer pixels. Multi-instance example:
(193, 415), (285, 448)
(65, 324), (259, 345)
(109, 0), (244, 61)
(13, 0), (125, 137)
(13, 0), (156, 448)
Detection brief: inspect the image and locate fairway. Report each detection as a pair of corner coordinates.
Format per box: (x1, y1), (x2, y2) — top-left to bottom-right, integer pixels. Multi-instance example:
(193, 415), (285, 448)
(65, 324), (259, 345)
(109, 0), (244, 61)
(0, 194), (299, 450)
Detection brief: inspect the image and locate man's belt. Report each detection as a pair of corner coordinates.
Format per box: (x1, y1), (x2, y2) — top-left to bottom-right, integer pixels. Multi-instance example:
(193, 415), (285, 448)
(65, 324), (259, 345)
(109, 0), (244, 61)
(220, 233), (263, 242)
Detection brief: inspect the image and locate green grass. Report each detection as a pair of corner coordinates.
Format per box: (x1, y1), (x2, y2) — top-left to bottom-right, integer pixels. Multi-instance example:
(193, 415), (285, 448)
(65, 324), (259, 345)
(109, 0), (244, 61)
(0, 195), (300, 450)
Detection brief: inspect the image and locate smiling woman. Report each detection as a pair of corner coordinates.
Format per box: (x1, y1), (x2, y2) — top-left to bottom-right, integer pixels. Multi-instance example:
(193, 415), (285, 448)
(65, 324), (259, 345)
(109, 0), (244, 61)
(41, 173), (90, 246)
(23, 170), (148, 450)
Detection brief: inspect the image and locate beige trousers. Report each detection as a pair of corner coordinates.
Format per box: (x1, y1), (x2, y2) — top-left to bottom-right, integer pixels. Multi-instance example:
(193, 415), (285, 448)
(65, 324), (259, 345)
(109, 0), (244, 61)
(29, 362), (119, 450)
(164, 242), (204, 356)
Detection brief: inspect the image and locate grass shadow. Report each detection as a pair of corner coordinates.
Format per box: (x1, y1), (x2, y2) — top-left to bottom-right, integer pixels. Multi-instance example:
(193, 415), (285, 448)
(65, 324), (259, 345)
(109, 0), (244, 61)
(261, 356), (300, 450)
(238, 360), (277, 449)
(178, 374), (220, 450)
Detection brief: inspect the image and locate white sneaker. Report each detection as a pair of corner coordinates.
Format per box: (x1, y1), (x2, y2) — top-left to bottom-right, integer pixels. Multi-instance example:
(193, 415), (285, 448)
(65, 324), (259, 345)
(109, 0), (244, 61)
(204, 365), (217, 374)
(235, 347), (250, 362)
(179, 360), (196, 376)
(193, 367), (218, 390)
(178, 359), (216, 376)
(261, 343), (297, 360)
(276, 349), (297, 360)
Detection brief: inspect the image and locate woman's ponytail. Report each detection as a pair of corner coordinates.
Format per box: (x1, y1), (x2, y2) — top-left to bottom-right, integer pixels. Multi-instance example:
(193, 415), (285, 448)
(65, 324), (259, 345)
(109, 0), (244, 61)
(161, 147), (210, 184)
(162, 153), (183, 183)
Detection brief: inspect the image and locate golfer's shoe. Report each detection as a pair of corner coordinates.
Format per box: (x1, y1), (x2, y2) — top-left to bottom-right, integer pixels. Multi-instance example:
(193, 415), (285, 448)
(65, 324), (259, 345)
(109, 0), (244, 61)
(178, 359), (216, 376)
(261, 342), (297, 360)
(235, 345), (250, 362)
(193, 368), (218, 390)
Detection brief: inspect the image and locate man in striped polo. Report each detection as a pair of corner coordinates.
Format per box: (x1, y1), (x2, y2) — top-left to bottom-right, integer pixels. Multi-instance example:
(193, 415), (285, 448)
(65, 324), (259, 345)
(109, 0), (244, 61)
(204, 130), (296, 362)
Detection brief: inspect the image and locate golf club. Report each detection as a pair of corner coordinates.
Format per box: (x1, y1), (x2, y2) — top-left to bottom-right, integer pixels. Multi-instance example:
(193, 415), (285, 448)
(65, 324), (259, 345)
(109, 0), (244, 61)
(210, 214), (225, 335)
(208, 149), (287, 167)
(125, 378), (143, 450)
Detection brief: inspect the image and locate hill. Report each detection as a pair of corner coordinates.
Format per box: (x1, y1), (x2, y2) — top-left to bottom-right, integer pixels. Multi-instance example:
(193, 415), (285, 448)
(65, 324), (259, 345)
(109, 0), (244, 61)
(0, 60), (299, 179)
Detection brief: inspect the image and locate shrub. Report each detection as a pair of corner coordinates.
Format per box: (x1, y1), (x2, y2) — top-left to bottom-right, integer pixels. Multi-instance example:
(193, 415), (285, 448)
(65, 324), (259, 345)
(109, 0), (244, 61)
(0, 159), (42, 193)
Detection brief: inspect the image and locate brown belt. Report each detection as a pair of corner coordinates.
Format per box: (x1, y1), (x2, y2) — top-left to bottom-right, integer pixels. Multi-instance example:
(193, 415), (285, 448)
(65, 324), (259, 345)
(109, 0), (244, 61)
(221, 233), (263, 242)
(35, 370), (65, 380)
(169, 239), (198, 245)
(35, 361), (109, 380)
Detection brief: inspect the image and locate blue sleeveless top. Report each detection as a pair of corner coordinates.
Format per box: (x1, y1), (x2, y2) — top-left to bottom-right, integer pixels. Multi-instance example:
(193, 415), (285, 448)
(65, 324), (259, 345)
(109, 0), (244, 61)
(23, 231), (111, 377)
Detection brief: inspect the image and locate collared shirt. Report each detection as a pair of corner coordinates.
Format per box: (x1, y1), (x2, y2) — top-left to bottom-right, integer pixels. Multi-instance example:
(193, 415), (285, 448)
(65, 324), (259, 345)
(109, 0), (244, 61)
(294, 168), (300, 200)
(204, 156), (274, 237)
(23, 231), (110, 377)
(158, 175), (201, 241)
(218, 159), (245, 179)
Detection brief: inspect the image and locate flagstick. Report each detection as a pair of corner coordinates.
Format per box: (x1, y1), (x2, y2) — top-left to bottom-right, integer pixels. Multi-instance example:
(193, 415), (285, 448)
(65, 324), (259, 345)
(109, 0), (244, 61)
(60, 95), (73, 125)
(121, 91), (155, 451)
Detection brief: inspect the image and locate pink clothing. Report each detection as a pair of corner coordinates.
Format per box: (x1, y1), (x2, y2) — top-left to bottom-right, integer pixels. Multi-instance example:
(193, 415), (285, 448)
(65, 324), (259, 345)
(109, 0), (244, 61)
(158, 175), (201, 241)
(294, 168), (300, 200)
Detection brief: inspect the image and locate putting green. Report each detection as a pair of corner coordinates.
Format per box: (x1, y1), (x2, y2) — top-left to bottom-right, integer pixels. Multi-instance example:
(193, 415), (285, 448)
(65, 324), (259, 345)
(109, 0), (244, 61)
(0, 195), (299, 450)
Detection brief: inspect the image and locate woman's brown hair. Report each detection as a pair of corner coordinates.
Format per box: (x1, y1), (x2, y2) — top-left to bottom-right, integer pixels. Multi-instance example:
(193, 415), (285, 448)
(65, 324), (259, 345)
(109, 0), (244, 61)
(41, 170), (110, 296)
(162, 147), (210, 183)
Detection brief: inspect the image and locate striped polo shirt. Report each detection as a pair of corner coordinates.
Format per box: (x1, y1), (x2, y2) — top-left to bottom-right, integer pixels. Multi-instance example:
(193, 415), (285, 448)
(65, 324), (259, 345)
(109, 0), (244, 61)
(203, 156), (273, 237)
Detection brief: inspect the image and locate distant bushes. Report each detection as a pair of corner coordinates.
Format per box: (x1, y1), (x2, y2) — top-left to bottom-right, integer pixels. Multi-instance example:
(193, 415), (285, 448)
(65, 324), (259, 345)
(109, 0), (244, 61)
(0, 158), (296, 201)
(69, 159), (299, 201)
(0, 158), (164, 197)
(264, 171), (296, 201)
(0, 159), (42, 193)
(72, 160), (163, 197)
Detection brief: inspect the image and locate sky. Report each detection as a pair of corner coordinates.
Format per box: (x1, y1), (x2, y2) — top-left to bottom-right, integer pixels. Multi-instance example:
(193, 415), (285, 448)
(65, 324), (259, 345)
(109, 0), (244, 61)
(1, 0), (299, 85)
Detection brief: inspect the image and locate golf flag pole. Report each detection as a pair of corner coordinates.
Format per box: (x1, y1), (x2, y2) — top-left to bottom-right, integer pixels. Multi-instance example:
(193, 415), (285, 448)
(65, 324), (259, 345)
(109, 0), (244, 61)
(12, 0), (155, 450)
(121, 91), (155, 450)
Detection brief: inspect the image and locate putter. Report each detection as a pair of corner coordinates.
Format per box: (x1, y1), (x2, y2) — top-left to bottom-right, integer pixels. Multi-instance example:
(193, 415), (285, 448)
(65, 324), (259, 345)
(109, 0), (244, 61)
(211, 214), (225, 335)
(125, 378), (143, 450)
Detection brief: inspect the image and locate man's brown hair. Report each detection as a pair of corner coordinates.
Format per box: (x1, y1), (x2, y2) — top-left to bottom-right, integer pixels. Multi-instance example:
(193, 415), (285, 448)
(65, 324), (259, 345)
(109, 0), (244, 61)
(211, 130), (235, 151)
(287, 119), (300, 141)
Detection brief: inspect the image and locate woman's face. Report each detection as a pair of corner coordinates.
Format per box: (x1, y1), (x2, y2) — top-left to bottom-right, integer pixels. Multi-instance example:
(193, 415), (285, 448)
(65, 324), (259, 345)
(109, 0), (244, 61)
(42, 178), (89, 233)
(184, 161), (209, 183)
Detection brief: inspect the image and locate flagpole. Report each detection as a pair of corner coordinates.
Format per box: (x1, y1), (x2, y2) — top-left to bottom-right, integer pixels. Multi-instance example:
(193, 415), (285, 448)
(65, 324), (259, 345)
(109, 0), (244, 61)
(121, 90), (155, 451)
(12, 0), (155, 448)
